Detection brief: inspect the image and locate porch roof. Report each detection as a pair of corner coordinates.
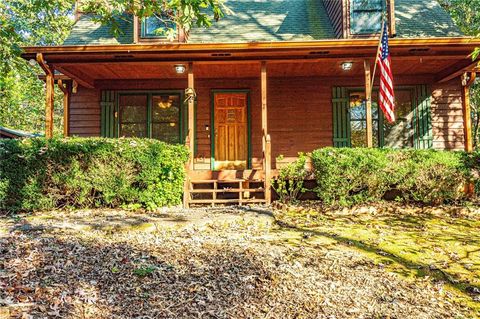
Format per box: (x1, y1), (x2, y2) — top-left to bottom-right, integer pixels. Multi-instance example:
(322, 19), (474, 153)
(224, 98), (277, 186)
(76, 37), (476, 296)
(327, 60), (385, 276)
(22, 37), (480, 88)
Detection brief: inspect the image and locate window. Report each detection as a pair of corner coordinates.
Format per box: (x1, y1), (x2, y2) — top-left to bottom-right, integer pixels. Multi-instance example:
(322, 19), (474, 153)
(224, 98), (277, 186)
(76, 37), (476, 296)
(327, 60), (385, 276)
(119, 93), (182, 143)
(119, 95), (148, 138)
(349, 91), (380, 147)
(151, 95), (181, 143)
(350, 0), (384, 34)
(141, 12), (176, 38)
(383, 90), (414, 148)
(348, 89), (414, 148)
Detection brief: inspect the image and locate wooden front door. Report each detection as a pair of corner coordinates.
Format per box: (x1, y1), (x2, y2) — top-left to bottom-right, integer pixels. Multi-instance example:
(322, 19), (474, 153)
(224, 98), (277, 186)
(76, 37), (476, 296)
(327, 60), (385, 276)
(213, 92), (248, 170)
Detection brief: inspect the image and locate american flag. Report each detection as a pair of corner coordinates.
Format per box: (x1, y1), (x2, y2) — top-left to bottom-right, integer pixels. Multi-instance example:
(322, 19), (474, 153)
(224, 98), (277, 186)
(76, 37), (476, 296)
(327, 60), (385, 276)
(377, 21), (395, 123)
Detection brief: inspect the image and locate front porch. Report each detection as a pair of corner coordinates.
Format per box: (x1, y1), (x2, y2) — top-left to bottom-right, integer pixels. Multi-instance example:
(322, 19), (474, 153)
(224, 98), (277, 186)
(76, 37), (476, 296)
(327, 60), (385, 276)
(25, 39), (479, 206)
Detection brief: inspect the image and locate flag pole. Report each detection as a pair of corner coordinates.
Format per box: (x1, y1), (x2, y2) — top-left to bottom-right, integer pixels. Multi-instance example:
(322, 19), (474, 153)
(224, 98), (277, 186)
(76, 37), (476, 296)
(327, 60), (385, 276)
(370, 16), (386, 93)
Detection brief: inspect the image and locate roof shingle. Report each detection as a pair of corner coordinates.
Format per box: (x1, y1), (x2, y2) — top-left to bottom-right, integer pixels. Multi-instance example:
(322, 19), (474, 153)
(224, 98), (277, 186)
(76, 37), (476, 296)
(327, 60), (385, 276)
(395, 0), (462, 38)
(62, 0), (464, 46)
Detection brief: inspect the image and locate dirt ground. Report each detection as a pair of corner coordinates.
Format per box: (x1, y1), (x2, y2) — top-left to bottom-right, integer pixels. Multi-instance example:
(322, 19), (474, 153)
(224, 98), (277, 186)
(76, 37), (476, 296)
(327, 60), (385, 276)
(0, 206), (477, 318)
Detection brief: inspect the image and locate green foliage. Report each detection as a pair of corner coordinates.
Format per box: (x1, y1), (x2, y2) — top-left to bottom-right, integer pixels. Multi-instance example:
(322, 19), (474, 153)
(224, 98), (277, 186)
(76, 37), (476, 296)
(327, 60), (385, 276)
(80, 0), (230, 40)
(0, 0), (74, 135)
(471, 82), (480, 149)
(273, 154), (310, 203)
(0, 138), (189, 213)
(311, 148), (471, 206)
(439, 1), (480, 149)
(0, 0), (227, 134)
(133, 265), (156, 277)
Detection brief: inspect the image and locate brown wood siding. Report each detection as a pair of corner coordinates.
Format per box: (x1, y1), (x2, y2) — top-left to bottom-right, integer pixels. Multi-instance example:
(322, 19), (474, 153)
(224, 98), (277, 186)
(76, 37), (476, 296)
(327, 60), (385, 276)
(70, 75), (465, 162)
(92, 77), (333, 168)
(69, 87), (100, 136)
(323, 0), (345, 38)
(430, 80), (465, 150)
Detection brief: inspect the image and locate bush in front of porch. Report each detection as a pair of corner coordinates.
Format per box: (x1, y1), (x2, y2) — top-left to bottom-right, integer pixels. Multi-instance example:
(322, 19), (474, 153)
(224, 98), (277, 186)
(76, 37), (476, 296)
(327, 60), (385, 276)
(311, 148), (475, 206)
(0, 138), (188, 213)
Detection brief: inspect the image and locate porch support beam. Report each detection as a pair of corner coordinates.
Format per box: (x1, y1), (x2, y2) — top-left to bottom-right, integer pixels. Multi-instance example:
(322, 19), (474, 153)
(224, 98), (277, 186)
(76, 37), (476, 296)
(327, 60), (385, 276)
(436, 59), (478, 83)
(187, 62), (195, 170)
(37, 53), (54, 138)
(57, 80), (71, 137)
(54, 65), (95, 89)
(462, 71), (476, 196)
(261, 61), (272, 204)
(461, 72), (476, 153)
(364, 60), (373, 148)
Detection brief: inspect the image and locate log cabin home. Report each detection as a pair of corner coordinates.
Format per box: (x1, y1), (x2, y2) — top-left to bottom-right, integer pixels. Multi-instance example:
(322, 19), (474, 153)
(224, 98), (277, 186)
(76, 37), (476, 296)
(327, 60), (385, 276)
(22, 0), (480, 206)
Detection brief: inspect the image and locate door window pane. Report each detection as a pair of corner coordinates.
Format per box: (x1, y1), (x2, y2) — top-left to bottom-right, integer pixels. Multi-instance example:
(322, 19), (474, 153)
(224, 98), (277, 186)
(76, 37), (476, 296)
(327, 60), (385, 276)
(119, 95), (147, 138)
(383, 90), (414, 148)
(151, 95), (180, 143)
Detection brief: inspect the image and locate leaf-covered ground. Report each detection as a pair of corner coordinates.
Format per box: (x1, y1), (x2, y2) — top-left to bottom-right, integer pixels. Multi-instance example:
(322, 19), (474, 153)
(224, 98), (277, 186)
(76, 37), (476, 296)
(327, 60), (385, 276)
(0, 206), (478, 318)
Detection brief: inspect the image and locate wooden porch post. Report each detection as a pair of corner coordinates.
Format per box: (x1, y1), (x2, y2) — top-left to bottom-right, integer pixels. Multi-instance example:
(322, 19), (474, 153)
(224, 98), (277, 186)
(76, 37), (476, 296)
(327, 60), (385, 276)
(57, 80), (71, 137)
(188, 62), (195, 170)
(261, 61), (272, 204)
(461, 72), (476, 196)
(364, 60), (373, 147)
(37, 53), (54, 138)
(462, 72), (476, 153)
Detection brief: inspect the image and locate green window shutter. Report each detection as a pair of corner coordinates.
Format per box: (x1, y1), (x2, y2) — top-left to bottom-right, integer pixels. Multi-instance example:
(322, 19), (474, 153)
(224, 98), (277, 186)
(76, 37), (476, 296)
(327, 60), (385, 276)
(413, 85), (433, 149)
(100, 90), (116, 138)
(332, 87), (351, 147)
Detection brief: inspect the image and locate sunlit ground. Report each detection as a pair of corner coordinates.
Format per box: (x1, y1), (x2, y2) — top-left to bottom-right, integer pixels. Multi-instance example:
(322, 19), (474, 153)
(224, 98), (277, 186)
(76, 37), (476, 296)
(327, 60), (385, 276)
(275, 203), (480, 315)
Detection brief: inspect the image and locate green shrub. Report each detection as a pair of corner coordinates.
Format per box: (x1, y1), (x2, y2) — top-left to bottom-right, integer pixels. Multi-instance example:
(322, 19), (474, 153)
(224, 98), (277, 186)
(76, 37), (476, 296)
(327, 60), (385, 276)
(311, 148), (470, 206)
(273, 153), (310, 203)
(0, 138), (189, 213)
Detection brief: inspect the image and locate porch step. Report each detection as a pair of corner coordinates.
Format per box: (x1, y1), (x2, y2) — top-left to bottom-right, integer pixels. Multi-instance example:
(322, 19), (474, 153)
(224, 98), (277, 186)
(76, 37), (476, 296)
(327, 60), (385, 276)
(184, 177), (266, 207)
(190, 188), (264, 194)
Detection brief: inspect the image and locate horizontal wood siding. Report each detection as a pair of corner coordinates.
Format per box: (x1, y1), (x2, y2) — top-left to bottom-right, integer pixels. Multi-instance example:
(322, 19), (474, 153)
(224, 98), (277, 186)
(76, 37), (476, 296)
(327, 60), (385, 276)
(430, 80), (465, 150)
(322, 0), (345, 38)
(69, 75), (465, 163)
(69, 87), (101, 136)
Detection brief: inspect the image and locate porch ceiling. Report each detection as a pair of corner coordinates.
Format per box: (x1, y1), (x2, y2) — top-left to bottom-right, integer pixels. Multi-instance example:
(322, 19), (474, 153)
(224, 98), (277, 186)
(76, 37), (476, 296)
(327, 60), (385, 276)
(51, 57), (468, 88)
(23, 38), (479, 88)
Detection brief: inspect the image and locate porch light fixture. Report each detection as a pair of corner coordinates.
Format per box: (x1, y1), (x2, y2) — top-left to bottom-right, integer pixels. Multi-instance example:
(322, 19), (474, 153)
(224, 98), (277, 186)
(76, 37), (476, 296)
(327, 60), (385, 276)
(174, 64), (186, 74)
(341, 62), (353, 71)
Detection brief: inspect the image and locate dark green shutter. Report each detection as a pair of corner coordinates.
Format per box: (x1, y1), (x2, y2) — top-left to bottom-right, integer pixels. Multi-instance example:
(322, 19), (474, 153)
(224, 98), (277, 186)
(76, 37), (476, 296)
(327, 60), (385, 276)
(413, 85), (433, 149)
(101, 90), (116, 138)
(332, 87), (350, 147)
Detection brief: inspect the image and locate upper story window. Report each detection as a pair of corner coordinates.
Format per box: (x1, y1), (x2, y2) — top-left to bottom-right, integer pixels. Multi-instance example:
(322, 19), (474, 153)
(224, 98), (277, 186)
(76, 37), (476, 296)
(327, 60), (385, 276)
(350, 0), (384, 35)
(141, 12), (176, 39)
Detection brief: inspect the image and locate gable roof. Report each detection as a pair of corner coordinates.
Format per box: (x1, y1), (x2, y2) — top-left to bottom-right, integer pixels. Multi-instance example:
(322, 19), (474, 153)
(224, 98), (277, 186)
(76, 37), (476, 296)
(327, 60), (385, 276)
(64, 14), (134, 45)
(63, 0), (463, 46)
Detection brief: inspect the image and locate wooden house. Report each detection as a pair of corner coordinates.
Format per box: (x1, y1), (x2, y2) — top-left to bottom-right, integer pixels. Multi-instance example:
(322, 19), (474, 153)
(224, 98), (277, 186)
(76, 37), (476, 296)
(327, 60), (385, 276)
(22, 0), (480, 206)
